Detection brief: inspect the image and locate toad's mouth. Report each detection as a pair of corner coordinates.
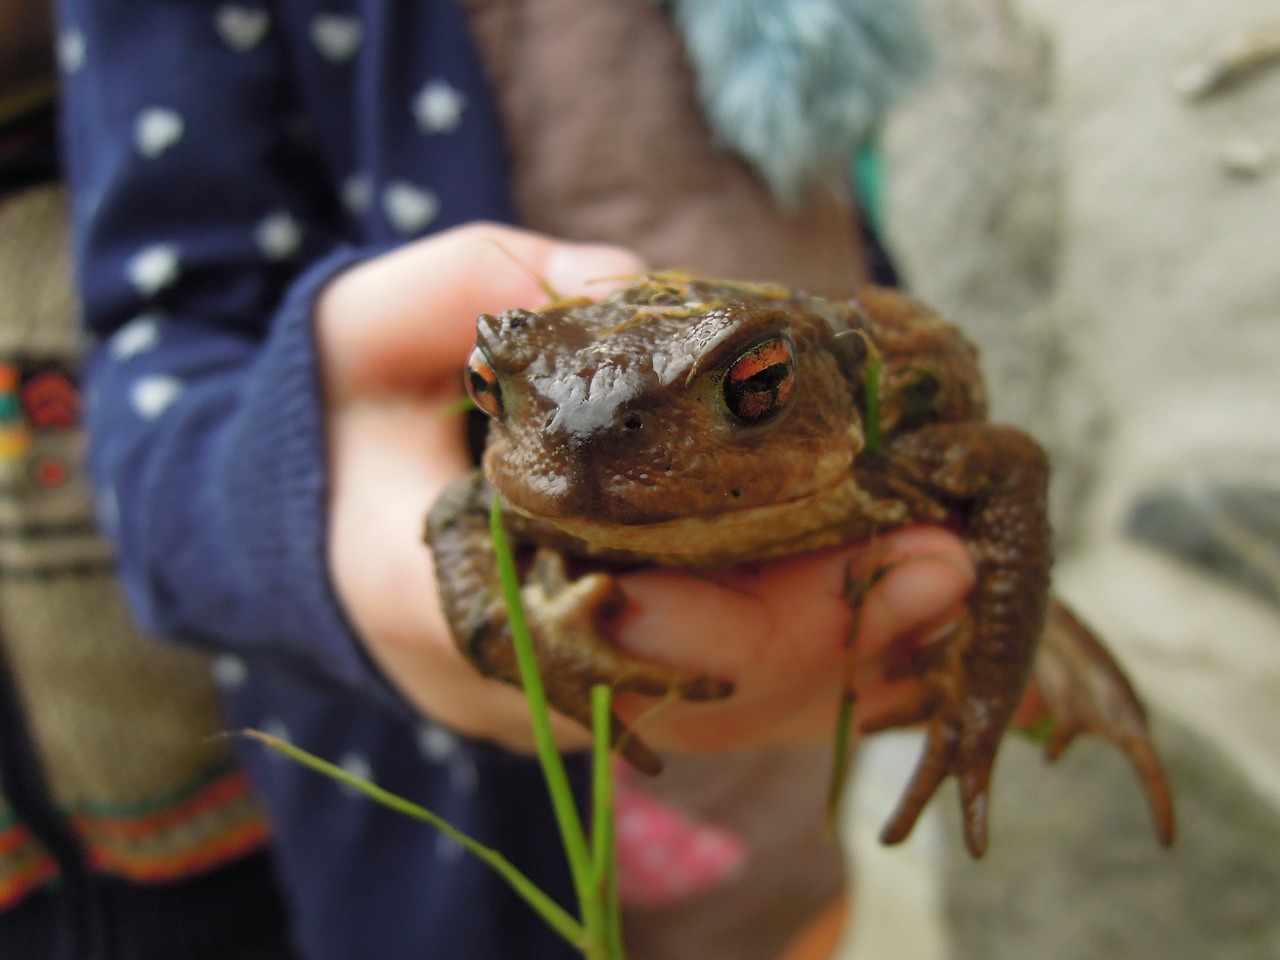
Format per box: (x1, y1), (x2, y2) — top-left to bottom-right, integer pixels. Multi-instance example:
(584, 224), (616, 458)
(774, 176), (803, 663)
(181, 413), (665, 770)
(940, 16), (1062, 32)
(502, 476), (882, 569)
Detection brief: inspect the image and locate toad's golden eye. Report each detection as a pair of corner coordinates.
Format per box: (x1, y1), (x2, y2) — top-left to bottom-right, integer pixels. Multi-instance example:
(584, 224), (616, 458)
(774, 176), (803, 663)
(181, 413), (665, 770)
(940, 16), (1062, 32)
(722, 336), (796, 424)
(465, 347), (503, 419)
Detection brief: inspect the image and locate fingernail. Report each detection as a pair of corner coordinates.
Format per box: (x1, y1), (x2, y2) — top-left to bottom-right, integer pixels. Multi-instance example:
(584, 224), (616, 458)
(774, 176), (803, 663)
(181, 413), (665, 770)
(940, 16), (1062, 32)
(545, 244), (647, 300)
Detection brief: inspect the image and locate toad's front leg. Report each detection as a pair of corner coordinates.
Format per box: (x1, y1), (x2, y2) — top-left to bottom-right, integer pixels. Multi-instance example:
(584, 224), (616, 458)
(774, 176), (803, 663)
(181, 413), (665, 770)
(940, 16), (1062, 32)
(425, 470), (730, 773)
(870, 423), (1051, 856)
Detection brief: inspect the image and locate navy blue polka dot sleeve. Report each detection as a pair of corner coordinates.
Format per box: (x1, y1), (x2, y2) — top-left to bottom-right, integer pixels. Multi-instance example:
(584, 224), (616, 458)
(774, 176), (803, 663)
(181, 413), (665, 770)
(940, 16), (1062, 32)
(56, 0), (515, 694)
(54, 3), (594, 958)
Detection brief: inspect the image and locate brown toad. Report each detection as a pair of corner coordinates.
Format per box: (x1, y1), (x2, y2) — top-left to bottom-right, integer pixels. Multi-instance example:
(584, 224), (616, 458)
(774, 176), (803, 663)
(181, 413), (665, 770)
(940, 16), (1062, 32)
(426, 273), (1174, 856)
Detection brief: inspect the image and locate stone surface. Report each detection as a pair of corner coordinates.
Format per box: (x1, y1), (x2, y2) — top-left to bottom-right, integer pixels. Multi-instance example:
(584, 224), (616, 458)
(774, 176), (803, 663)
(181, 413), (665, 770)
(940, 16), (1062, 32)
(943, 717), (1280, 960)
(838, 733), (948, 960)
(839, 0), (1280, 956)
(1126, 480), (1280, 609)
(881, 0), (1101, 545)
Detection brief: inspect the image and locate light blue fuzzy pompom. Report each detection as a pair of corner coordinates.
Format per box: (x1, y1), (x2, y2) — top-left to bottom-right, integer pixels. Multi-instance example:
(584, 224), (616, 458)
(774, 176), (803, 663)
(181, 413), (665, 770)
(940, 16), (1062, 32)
(666, 0), (931, 206)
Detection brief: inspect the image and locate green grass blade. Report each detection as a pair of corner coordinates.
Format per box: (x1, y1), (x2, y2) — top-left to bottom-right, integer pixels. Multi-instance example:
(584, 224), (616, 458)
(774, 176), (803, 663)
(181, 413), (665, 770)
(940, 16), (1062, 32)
(440, 394), (477, 418)
(864, 352), (883, 455)
(591, 686), (627, 960)
(242, 729), (584, 947)
(590, 684), (614, 888)
(825, 692), (858, 839)
(1018, 717), (1058, 746)
(488, 496), (597, 923)
(590, 684), (626, 960)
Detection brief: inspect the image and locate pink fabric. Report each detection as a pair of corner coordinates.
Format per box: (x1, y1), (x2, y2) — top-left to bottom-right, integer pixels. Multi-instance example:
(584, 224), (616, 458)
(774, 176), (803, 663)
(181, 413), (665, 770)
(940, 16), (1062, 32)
(613, 763), (748, 906)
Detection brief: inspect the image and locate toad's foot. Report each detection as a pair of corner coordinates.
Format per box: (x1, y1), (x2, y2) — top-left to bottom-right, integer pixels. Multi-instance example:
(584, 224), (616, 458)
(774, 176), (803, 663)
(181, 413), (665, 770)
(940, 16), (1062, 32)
(863, 601), (1176, 856)
(860, 616), (1008, 856)
(1027, 600), (1175, 845)
(511, 548), (732, 774)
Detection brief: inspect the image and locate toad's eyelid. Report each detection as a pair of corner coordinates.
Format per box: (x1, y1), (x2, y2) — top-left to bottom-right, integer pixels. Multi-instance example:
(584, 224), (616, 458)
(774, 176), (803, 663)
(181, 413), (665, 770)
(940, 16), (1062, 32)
(682, 310), (794, 386)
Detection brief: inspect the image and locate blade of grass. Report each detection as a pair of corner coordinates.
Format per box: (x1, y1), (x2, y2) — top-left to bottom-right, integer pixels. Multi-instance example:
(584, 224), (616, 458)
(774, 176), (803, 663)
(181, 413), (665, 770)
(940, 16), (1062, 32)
(591, 685), (625, 960)
(823, 340), (883, 833)
(590, 684), (614, 890)
(489, 495), (599, 934)
(439, 394), (477, 418)
(605, 843), (624, 960)
(824, 692), (858, 838)
(1018, 717), (1058, 746)
(864, 350), (883, 454)
(242, 729), (584, 947)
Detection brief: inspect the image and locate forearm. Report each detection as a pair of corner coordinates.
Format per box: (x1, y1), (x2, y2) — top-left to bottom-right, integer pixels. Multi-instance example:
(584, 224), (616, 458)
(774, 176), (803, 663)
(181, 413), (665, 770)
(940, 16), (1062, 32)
(60, 0), (396, 700)
(84, 251), (398, 692)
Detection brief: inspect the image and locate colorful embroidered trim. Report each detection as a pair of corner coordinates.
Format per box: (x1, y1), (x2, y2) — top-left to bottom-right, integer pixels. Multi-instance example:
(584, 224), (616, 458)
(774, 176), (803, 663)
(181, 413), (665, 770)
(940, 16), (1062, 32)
(75, 769), (270, 882)
(0, 817), (59, 910)
(0, 768), (270, 908)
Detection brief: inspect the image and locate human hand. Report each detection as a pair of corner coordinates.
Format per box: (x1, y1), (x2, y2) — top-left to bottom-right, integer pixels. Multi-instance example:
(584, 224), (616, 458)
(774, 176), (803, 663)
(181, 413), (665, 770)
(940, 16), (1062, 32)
(317, 222), (646, 750)
(607, 529), (975, 755)
(316, 221), (976, 758)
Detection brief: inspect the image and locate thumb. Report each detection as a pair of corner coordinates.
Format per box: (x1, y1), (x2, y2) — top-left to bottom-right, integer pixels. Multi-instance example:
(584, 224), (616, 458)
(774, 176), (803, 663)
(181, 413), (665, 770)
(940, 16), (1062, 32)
(318, 223), (645, 397)
(853, 528), (975, 657)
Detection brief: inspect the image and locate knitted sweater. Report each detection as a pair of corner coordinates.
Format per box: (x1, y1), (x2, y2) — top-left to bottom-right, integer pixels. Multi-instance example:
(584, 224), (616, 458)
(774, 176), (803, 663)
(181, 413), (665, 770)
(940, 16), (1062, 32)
(0, 97), (289, 960)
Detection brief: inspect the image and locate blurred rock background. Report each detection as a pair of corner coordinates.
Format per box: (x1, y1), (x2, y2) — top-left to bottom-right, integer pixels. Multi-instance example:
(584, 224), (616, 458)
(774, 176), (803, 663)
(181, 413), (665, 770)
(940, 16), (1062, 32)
(840, 0), (1280, 957)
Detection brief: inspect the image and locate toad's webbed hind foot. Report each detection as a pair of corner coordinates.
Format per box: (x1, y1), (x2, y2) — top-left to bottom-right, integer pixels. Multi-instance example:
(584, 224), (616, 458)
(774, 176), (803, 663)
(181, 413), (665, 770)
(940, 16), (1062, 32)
(867, 601), (1177, 856)
(863, 615), (1006, 857)
(1030, 600), (1175, 845)
(874, 698), (1001, 856)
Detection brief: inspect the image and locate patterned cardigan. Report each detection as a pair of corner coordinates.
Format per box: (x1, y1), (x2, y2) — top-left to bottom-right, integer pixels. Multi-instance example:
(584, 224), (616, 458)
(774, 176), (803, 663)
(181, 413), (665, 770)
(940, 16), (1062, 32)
(0, 143), (269, 910)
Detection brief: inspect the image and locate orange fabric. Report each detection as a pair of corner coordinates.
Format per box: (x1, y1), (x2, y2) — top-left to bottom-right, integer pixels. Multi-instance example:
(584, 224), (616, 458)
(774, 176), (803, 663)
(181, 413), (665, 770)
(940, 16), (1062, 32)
(777, 896), (851, 960)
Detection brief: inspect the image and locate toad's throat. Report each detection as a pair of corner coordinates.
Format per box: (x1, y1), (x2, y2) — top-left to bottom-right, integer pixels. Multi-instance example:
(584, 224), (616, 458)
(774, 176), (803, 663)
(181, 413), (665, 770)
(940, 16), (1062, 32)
(501, 478), (901, 569)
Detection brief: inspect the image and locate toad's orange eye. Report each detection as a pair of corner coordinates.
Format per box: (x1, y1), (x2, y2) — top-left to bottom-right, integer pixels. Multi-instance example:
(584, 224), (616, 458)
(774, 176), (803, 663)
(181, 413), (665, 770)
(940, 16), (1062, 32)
(465, 347), (503, 419)
(723, 336), (796, 424)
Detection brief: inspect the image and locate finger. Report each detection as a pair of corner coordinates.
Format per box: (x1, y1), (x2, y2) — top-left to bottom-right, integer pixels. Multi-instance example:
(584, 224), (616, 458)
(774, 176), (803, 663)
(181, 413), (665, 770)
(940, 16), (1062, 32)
(851, 530), (975, 657)
(318, 222), (645, 395)
(609, 569), (773, 681)
(596, 531), (972, 753)
(844, 535), (974, 730)
(608, 527), (973, 679)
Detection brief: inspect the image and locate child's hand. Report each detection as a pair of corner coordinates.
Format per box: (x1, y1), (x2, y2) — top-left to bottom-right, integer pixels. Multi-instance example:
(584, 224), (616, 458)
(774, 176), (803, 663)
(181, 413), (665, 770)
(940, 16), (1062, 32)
(317, 222), (642, 751)
(609, 530), (974, 754)
(315, 221), (975, 757)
